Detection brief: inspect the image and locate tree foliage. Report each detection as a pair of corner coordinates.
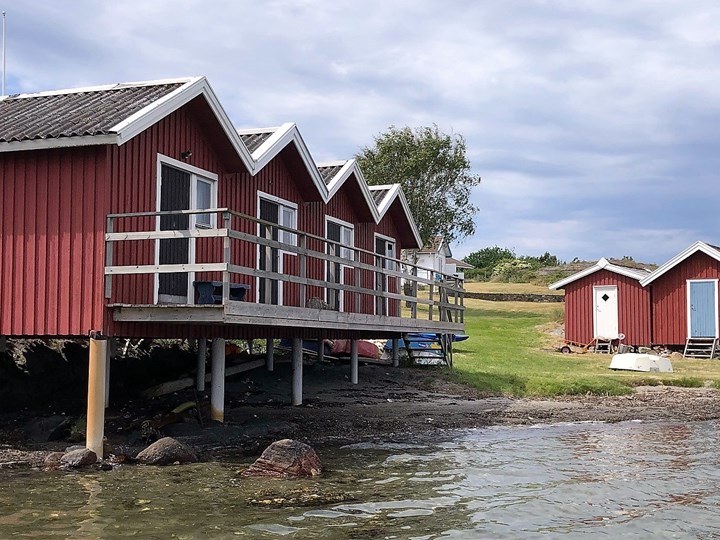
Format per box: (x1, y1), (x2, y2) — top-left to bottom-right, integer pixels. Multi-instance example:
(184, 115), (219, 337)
(356, 125), (481, 245)
(463, 246), (515, 269)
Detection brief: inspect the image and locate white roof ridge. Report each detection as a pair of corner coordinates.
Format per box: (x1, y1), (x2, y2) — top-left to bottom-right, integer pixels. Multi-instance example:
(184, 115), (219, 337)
(6, 77), (199, 99)
(236, 126), (280, 135)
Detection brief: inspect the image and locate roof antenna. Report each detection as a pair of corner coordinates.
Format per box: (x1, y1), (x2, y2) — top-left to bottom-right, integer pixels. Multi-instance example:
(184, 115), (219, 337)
(2, 11), (6, 96)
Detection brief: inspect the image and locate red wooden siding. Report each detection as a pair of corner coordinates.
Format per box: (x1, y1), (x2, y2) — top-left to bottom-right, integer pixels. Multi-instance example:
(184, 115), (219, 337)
(651, 252), (720, 346)
(563, 269), (650, 347)
(3, 99), (415, 339)
(0, 147), (109, 336)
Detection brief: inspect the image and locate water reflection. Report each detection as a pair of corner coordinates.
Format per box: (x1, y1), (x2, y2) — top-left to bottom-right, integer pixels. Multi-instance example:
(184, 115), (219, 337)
(1, 421), (720, 538)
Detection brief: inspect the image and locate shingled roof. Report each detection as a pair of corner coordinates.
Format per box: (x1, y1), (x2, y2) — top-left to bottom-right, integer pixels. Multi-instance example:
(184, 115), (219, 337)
(0, 80), (185, 143)
(318, 163), (345, 185)
(237, 129), (277, 154)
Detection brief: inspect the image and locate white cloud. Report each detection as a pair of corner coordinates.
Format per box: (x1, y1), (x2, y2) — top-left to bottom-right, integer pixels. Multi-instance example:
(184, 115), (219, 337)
(4, 0), (720, 265)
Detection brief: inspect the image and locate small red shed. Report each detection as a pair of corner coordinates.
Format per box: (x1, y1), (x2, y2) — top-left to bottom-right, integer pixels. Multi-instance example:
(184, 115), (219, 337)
(640, 241), (720, 350)
(549, 258), (652, 348)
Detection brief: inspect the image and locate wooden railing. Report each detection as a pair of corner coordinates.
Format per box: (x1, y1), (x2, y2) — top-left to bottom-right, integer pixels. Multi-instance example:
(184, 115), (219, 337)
(104, 208), (464, 325)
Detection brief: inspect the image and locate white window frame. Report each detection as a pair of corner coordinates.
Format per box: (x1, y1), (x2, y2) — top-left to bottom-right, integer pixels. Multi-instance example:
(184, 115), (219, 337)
(374, 233), (397, 316)
(257, 191), (298, 254)
(325, 216), (355, 262)
(686, 279), (719, 338)
(256, 191), (299, 306)
(375, 233), (396, 271)
(154, 154), (218, 305)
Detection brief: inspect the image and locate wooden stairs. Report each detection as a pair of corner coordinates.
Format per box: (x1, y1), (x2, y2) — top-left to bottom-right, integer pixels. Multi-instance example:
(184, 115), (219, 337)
(683, 337), (719, 359)
(594, 338), (613, 354)
(402, 333), (453, 368)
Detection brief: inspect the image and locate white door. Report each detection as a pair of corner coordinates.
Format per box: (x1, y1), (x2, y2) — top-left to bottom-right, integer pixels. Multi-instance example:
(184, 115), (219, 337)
(593, 285), (619, 339)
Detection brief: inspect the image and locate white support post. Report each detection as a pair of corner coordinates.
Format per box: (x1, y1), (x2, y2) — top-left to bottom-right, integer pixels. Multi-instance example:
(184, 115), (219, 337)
(210, 339), (226, 422)
(317, 339), (324, 363)
(292, 337), (303, 406)
(265, 338), (274, 372)
(196, 339), (207, 392)
(392, 338), (400, 368)
(86, 336), (107, 460)
(350, 339), (359, 385)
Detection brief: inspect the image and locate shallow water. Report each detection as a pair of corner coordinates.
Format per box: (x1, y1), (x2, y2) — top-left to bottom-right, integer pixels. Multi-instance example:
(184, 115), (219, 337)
(2, 420), (720, 539)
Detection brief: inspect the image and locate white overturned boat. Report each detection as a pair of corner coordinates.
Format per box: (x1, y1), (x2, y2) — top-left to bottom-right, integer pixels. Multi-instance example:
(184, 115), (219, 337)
(609, 353), (673, 373)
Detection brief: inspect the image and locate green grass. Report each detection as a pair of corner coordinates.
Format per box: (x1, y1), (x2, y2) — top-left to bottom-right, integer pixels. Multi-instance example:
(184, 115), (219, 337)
(448, 291), (720, 397)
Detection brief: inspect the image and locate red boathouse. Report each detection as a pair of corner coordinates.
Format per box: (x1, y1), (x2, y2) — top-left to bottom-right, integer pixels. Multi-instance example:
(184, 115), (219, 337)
(549, 258), (652, 349)
(0, 77), (465, 456)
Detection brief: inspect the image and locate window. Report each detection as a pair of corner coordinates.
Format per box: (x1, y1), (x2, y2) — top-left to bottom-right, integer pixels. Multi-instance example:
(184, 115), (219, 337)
(280, 204), (297, 246)
(257, 192), (298, 252)
(194, 178), (214, 228)
(326, 218), (354, 261)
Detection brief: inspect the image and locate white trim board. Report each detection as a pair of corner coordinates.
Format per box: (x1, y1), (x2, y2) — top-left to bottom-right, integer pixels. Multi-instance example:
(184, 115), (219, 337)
(686, 279), (719, 338)
(549, 257), (650, 290)
(641, 241), (720, 287)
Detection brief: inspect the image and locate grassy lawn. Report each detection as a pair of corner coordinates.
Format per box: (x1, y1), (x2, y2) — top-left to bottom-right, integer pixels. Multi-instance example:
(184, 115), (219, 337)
(448, 292), (720, 397)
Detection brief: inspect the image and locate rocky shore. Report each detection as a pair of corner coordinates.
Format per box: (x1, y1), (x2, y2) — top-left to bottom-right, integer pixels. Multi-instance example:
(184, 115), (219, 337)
(2, 360), (720, 471)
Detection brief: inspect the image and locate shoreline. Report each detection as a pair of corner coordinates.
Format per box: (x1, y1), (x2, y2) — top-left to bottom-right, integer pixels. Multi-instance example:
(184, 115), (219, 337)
(2, 362), (720, 468)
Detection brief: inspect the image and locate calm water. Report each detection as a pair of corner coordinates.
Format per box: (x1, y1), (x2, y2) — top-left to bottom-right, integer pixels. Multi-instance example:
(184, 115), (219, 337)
(2, 420), (720, 539)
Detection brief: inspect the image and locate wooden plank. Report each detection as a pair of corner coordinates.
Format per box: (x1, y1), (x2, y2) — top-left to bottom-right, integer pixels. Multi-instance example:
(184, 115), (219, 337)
(105, 263), (227, 275)
(105, 228), (228, 241)
(112, 305), (224, 323)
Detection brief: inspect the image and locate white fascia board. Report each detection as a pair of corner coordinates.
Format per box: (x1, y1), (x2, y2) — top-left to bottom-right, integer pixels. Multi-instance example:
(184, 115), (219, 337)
(0, 134), (116, 152)
(640, 241), (720, 287)
(325, 160), (353, 196)
(366, 183), (420, 248)
(251, 123), (329, 201)
(370, 184), (398, 216)
(340, 160), (381, 223)
(111, 77), (255, 172)
(549, 257), (647, 290)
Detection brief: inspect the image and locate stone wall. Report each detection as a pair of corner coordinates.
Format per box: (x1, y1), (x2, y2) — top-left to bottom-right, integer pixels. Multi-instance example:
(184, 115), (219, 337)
(464, 292), (564, 303)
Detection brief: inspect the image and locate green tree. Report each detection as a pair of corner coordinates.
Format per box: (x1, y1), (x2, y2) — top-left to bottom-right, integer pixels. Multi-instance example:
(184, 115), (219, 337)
(463, 246), (515, 269)
(356, 125), (481, 245)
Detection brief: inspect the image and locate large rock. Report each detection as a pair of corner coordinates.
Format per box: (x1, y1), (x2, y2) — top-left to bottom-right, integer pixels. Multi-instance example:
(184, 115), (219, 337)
(60, 448), (97, 468)
(242, 439), (322, 478)
(136, 437), (198, 466)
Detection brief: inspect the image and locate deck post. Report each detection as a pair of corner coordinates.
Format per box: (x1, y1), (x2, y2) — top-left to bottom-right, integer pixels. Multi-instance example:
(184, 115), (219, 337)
(292, 338), (303, 406)
(196, 339), (207, 392)
(105, 338), (115, 408)
(86, 335), (107, 460)
(265, 338), (274, 372)
(350, 339), (359, 384)
(392, 338), (400, 368)
(317, 339), (324, 363)
(210, 338), (226, 422)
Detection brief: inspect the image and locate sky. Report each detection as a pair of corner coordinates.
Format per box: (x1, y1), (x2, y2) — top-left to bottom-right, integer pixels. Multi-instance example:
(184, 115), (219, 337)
(2, 0), (719, 265)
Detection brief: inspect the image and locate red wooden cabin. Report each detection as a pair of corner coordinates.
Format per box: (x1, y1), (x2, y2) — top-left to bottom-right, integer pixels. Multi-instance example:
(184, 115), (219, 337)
(640, 241), (720, 354)
(549, 258), (652, 348)
(0, 77), (465, 454)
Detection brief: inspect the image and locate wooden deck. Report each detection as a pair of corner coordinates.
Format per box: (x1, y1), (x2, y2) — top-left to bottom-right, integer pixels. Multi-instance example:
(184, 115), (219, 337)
(104, 208), (465, 337)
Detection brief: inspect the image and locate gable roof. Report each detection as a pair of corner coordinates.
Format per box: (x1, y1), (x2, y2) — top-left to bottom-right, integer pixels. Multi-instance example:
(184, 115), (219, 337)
(417, 235), (452, 257)
(1, 76), (423, 247)
(447, 257), (473, 269)
(237, 123), (328, 200)
(0, 77), (256, 172)
(639, 241), (720, 287)
(549, 257), (651, 290)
